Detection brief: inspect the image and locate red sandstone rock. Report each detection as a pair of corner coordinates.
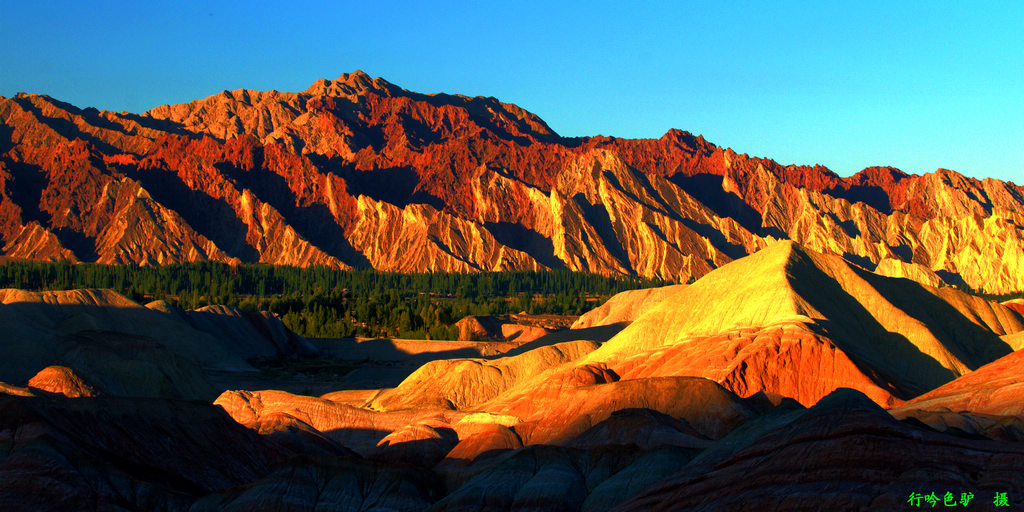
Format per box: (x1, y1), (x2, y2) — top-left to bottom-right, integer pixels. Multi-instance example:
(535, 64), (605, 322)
(26, 366), (98, 398)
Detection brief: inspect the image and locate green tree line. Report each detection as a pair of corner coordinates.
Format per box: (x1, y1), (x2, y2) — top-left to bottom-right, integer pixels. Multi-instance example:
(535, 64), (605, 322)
(0, 260), (671, 339)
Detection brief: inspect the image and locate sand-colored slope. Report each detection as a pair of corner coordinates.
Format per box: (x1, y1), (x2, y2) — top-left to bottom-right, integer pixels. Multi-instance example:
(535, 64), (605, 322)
(571, 284), (687, 329)
(488, 377), (758, 445)
(891, 347), (1024, 417)
(582, 241), (811, 359)
(369, 339), (601, 411)
(359, 241), (1022, 425)
(572, 241), (1022, 405)
(220, 387), (475, 456)
(610, 321), (906, 407)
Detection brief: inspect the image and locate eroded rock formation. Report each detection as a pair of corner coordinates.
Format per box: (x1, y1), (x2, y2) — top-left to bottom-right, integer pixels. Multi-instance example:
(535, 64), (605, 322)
(3, 73), (1024, 293)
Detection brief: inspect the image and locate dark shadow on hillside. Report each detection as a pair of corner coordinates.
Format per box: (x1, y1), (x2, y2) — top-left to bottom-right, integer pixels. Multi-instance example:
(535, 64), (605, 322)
(1, 160), (96, 260)
(826, 212), (860, 238)
(17, 95), (198, 141)
(669, 173), (763, 234)
(128, 168), (259, 261)
(575, 193), (633, 272)
(847, 265), (1013, 367)
(426, 235), (481, 271)
(12, 96), (121, 155)
(214, 161), (372, 268)
(786, 255), (952, 398)
(77, 105), (188, 141)
(0, 393), (288, 502)
(0, 123), (13, 155)
(306, 153), (447, 210)
(759, 225), (789, 239)
(304, 153), (351, 177)
(336, 364), (424, 389)
(934, 270), (969, 289)
(343, 166), (445, 210)
(430, 442), (692, 509)
(603, 167), (749, 260)
(3, 159), (49, 224)
(496, 323), (627, 359)
(312, 338), (484, 362)
(824, 185), (893, 214)
(483, 222), (565, 270)
(403, 91), (564, 146)
(842, 252), (875, 270)
(208, 452), (442, 509)
(889, 244), (913, 262)
(680, 218), (748, 260)
(118, 112), (198, 138)
(786, 250), (1012, 398)
(0, 298), (330, 401)
(370, 426), (460, 467)
(51, 228), (99, 261)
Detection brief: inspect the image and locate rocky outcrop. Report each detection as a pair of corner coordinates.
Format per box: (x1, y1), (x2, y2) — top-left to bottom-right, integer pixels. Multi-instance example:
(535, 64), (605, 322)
(25, 366), (98, 398)
(215, 388), (470, 456)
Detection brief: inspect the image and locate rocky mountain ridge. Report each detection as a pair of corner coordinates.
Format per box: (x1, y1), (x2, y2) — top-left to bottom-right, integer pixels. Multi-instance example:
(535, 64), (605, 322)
(3, 72), (1023, 292)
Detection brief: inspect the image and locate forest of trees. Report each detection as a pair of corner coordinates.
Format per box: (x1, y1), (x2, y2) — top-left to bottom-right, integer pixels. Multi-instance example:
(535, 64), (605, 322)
(0, 260), (671, 339)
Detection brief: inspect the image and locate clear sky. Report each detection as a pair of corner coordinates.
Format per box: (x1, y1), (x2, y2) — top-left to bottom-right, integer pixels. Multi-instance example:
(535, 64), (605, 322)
(2, 1), (1022, 183)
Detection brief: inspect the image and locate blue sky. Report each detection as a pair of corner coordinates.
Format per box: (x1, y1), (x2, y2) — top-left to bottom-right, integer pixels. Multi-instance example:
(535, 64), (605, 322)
(2, 1), (1021, 183)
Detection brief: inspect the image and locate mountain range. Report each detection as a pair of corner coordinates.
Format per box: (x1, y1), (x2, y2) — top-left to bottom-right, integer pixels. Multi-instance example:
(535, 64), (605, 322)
(3, 71), (1024, 292)
(3, 72), (1024, 511)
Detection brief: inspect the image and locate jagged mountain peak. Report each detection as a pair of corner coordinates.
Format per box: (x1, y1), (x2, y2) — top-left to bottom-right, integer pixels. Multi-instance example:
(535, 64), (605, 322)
(849, 165), (910, 185)
(304, 70), (401, 98)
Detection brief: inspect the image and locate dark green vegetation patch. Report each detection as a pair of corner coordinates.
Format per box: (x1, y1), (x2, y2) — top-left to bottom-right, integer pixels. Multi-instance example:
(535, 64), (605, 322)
(0, 261), (671, 338)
